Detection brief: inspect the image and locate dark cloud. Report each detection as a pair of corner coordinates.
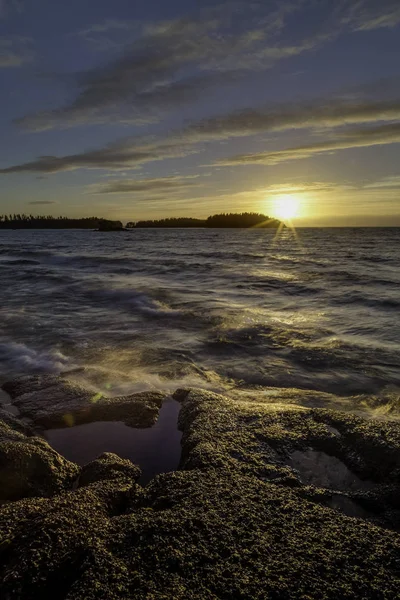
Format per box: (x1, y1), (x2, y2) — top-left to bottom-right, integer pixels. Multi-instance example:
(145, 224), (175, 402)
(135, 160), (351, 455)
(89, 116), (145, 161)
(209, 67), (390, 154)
(13, 3), (325, 130)
(0, 136), (198, 174)
(90, 175), (200, 194)
(3, 97), (400, 174)
(7, 1), (400, 124)
(184, 99), (400, 142)
(215, 123), (400, 166)
(27, 200), (56, 205)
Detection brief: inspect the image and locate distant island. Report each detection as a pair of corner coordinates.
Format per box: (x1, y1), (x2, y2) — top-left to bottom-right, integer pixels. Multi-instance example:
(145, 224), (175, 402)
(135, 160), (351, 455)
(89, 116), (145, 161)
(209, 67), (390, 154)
(0, 212), (282, 230)
(0, 215), (123, 230)
(129, 213), (283, 228)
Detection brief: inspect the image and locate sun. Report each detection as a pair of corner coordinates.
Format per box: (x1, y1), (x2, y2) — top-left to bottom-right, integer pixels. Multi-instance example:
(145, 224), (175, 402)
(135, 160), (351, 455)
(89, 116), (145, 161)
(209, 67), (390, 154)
(272, 194), (300, 221)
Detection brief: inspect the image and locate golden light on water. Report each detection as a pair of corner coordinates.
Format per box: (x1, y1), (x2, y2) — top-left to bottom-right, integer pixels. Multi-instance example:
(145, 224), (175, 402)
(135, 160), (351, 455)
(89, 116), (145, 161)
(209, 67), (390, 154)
(272, 194), (301, 221)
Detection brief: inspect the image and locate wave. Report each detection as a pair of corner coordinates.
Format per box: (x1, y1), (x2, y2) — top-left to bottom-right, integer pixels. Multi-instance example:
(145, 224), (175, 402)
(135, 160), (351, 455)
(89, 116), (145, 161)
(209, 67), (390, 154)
(84, 286), (182, 318)
(0, 342), (71, 377)
(324, 268), (399, 287)
(330, 292), (400, 310)
(0, 258), (40, 266)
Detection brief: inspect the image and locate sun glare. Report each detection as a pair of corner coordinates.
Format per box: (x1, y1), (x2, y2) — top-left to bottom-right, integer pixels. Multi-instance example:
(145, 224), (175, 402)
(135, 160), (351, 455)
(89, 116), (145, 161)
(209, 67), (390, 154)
(272, 194), (300, 221)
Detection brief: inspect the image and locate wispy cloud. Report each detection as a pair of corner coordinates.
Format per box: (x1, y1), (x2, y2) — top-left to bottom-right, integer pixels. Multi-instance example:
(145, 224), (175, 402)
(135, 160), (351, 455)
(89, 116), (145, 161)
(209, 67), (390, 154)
(3, 96), (400, 174)
(183, 99), (400, 142)
(0, 36), (33, 67)
(261, 181), (355, 195)
(215, 123), (400, 166)
(0, 0), (23, 19)
(344, 0), (400, 31)
(363, 175), (400, 189)
(89, 175), (200, 195)
(13, 3), (329, 131)
(6, 1), (400, 123)
(0, 135), (199, 174)
(28, 200), (56, 205)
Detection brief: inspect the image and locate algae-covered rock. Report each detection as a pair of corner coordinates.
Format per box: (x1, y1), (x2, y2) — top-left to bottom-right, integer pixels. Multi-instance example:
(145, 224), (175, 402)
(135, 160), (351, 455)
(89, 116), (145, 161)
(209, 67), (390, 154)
(0, 432), (79, 503)
(79, 452), (141, 487)
(2, 376), (165, 428)
(1, 387), (400, 598)
(1, 469), (400, 599)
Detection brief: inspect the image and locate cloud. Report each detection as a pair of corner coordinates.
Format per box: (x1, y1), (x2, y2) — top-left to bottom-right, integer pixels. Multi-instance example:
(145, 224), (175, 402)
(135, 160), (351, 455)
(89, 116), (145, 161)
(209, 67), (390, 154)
(27, 200), (56, 205)
(3, 96), (400, 174)
(363, 175), (400, 189)
(77, 19), (136, 37)
(89, 175), (200, 195)
(215, 123), (400, 166)
(6, 1), (400, 121)
(262, 181), (355, 195)
(0, 36), (33, 67)
(0, 135), (199, 174)
(74, 19), (145, 51)
(13, 3), (327, 131)
(183, 98), (400, 142)
(344, 0), (400, 31)
(0, 0), (23, 19)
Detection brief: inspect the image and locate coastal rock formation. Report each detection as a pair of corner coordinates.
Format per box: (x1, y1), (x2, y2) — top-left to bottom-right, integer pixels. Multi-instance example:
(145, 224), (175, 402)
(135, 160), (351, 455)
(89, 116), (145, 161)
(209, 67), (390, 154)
(176, 389), (400, 527)
(0, 417), (79, 503)
(1, 387), (400, 598)
(2, 375), (165, 429)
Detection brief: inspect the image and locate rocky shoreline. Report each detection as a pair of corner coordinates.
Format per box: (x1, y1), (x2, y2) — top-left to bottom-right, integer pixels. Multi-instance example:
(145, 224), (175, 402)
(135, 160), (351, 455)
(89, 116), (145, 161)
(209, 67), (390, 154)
(1, 377), (400, 598)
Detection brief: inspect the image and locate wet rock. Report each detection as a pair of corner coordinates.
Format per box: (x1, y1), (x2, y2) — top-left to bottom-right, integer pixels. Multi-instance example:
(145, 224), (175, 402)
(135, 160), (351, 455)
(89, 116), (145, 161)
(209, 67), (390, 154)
(1, 387), (400, 598)
(1, 376), (165, 429)
(0, 410), (34, 442)
(79, 452), (141, 487)
(0, 419), (79, 503)
(178, 389), (400, 527)
(2, 374), (61, 398)
(1, 470), (400, 599)
(287, 448), (375, 492)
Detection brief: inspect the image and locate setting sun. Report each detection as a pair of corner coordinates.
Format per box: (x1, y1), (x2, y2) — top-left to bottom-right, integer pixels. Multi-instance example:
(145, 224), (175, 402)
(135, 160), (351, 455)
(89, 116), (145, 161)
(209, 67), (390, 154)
(272, 194), (300, 221)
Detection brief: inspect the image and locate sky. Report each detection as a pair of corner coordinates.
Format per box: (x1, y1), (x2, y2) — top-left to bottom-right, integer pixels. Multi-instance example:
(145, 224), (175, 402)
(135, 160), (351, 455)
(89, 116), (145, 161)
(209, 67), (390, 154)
(0, 0), (400, 226)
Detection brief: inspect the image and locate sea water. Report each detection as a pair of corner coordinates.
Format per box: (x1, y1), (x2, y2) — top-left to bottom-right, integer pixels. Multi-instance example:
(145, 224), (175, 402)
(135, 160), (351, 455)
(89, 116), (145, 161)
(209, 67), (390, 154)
(0, 227), (399, 414)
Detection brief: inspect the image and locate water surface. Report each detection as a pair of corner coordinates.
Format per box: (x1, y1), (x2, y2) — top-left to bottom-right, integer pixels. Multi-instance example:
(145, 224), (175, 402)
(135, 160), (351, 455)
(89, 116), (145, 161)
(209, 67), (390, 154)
(44, 398), (182, 484)
(0, 228), (399, 412)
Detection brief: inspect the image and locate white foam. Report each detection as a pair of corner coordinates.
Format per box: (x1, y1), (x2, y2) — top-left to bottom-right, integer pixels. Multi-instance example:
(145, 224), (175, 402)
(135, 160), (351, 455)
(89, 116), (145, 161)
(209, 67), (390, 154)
(0, 342), (71, 375)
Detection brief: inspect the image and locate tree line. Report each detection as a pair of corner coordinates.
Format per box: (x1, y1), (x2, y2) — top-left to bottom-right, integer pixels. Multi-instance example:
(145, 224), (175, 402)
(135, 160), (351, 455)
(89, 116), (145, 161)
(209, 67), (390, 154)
(0, 212), (282, 229)
(0, 215), (114, 229)
(130, 213), (282, 228)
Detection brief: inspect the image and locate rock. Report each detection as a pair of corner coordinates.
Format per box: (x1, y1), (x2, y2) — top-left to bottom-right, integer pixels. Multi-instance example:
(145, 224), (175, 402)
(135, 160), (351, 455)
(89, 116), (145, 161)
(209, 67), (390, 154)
(2, 376), (165, 429)
(1, 468), (400, 599)
(2, 374), (62, 398)
(79, 452), (141, 487)
(1, 387), (400, 598)
(0, 409), (34, 441)
(0, 418), (79, 503)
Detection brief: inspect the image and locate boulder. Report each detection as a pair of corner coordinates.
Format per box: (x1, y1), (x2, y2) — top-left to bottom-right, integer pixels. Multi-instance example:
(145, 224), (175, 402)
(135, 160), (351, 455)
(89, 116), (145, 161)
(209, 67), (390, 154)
(79, 452), (141, 487)
(0, 418), (79, 503)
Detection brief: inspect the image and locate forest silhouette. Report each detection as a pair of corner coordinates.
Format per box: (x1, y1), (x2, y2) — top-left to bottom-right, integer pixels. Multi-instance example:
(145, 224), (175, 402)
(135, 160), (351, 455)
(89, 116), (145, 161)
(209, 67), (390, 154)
(0, 212), (282, 229)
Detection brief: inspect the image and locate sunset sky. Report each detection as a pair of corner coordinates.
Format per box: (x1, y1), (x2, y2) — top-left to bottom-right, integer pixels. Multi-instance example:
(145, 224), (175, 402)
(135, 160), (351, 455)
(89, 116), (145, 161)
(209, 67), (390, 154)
(0, 0), (399, 225)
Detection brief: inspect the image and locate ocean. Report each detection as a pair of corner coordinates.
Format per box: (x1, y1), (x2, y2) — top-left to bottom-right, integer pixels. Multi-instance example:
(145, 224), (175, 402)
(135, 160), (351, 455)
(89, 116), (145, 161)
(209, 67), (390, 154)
(1, 227), (399, 415)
